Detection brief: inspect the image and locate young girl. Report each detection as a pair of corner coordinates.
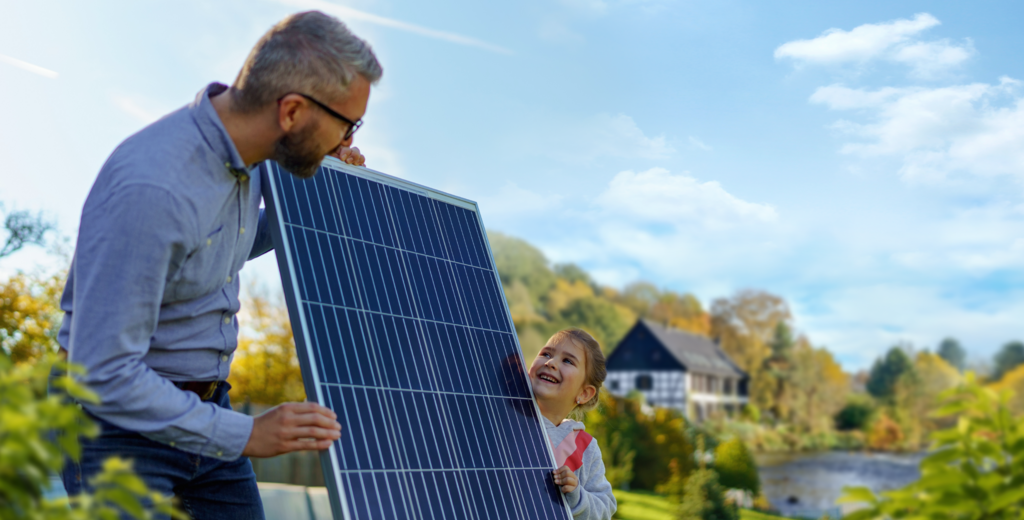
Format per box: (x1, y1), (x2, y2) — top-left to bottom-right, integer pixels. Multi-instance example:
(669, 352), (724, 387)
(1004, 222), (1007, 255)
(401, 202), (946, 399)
(528, 328), (617, 520)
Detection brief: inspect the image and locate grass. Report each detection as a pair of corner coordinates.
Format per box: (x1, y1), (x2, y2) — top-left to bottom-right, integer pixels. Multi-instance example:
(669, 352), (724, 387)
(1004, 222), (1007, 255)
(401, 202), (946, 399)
(613, 489), (790, 520)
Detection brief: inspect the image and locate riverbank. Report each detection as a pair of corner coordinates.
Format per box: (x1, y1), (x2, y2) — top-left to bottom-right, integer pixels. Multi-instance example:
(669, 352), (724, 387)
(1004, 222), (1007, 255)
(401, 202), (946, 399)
(613, 490), (786, 520)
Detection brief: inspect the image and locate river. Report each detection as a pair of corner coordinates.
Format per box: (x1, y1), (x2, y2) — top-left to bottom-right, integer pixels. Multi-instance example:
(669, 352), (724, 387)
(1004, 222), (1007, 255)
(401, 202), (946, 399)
(755, 451), (925, 517)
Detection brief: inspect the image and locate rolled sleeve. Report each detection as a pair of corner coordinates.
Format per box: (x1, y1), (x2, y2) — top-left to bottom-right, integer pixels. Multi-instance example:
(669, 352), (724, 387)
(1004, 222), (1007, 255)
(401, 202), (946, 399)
(69, 182), (252, 461)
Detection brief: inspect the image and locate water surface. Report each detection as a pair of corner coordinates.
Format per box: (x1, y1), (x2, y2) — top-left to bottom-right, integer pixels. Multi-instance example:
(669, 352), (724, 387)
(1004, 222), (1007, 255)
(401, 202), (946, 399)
(756, 451), (924, 517)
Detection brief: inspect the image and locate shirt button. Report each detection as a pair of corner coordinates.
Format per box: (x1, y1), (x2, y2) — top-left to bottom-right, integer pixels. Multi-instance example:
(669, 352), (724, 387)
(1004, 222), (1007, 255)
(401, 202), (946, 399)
(240, 174), (250, 182)
(221, 355), (229, 362)
(217, 451), (223, 457)
(224, 162), (231, 169)
(224, 317), (231, 324)
(169, 441), (175, 447)
(226, 275), (232, 283)
(207, 238), (212, 246)
(239, 227), (245, 234)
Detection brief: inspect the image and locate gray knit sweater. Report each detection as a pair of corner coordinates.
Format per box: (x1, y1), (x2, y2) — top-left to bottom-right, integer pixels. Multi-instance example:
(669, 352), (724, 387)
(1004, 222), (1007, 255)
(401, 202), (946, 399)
(543, 417), (617, 520)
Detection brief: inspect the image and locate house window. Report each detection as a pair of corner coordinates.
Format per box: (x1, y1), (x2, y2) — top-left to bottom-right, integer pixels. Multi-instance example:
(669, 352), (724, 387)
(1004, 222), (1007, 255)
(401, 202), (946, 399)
(636, 374), (653, 390)
(609, 380), (620, 391)
(723, 378), (733, 395)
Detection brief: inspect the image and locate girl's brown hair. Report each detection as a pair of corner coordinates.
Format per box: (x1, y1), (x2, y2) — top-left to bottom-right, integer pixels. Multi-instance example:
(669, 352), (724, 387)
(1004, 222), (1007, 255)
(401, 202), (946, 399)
(547, 328), (607, 418)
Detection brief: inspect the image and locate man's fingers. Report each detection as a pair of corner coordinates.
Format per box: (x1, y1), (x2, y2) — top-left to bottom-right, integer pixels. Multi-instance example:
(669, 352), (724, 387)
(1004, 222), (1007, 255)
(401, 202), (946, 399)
(284, 438), (334, 452)
(283, 401), (336, 418)
(288, 426), (341, 440)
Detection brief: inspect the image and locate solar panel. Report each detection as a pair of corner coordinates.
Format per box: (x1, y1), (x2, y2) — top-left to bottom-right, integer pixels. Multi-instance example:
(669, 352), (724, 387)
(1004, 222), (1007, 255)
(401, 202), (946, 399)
(259, 157), (572, 520)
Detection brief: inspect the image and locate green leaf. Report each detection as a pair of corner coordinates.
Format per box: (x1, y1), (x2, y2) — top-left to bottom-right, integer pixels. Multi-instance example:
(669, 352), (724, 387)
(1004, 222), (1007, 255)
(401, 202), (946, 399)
(838, 486), (878, 505)
(987, 486), (1024, 512)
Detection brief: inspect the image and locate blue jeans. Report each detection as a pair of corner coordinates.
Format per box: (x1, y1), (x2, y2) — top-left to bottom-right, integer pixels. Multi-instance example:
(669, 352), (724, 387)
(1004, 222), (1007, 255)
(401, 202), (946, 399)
(60, 382), (265, 520)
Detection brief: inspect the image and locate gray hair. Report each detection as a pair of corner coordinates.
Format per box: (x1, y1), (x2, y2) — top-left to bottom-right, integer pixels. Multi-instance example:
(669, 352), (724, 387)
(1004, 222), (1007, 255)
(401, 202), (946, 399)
(232, 11), (383, 112)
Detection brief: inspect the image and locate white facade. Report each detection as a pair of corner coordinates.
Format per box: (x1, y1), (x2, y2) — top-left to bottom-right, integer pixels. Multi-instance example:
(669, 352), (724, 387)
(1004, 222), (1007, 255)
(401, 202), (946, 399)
(605, 369), (749, 422)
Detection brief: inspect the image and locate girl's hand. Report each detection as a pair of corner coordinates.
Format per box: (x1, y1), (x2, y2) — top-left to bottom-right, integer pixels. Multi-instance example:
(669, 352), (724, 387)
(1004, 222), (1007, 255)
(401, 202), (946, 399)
(552, 466), (578, 494)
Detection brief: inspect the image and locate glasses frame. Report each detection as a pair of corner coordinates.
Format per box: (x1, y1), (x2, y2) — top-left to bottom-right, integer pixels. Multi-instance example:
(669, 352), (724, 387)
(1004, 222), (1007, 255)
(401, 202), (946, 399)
(281, 92), (363, 141)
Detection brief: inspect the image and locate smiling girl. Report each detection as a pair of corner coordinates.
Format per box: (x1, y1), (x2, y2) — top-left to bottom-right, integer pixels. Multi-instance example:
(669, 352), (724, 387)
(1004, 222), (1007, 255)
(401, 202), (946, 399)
(528, 328), (617, 520)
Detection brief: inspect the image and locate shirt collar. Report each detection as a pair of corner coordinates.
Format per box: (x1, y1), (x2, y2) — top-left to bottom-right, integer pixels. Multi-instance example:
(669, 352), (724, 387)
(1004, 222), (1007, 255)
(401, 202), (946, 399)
(190, 82), (250, 177)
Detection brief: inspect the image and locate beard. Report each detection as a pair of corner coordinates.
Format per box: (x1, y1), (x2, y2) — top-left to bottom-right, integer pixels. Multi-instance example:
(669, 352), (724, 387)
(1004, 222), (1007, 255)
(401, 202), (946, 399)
(271, 120), (330, 179)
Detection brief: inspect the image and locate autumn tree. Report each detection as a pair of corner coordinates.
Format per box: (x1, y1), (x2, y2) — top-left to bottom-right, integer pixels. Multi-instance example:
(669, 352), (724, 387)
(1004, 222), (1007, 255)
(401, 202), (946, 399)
(783, 338), (849, 433)
(893, 351), (960, 446)
(710, 290), (791, 412)
(0, 271), (64, 364)
(228, 286), (306, 406)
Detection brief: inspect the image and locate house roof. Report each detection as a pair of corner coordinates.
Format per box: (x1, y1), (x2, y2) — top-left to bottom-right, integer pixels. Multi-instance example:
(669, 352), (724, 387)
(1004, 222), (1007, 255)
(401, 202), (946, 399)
(640, 319), (748, 378)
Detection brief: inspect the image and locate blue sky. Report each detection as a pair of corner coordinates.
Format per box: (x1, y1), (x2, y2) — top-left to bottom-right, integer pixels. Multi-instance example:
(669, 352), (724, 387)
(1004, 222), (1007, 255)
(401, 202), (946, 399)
(1, 0), (1022, 369)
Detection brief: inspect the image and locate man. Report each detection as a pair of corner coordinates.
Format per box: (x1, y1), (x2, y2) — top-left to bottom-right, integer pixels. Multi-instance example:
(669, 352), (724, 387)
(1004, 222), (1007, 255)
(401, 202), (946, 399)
(57, 11), (382, 518)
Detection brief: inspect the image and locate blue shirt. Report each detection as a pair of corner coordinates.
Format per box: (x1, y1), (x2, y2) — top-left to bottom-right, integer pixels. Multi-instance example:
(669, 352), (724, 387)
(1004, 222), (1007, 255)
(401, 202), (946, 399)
(58, 83), (274, 460)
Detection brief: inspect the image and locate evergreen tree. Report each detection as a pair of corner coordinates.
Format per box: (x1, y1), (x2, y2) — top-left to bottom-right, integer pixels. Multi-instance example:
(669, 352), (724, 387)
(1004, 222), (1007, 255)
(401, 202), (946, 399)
(866, 347), (912, 401)
(993, 341), (1024, 381)
(936, 337), (966, 371)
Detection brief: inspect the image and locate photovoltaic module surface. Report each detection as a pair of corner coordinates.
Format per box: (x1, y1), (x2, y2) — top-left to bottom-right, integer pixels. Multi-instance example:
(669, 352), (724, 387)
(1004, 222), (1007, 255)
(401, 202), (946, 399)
(260, 158), (572, 520)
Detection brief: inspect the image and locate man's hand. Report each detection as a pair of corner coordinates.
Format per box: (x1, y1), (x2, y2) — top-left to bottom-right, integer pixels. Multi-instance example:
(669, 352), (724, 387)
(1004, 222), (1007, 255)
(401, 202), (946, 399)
(552, 465), (578, 494)
(242, 402), (341, 458)
(331, 146), (366, 166)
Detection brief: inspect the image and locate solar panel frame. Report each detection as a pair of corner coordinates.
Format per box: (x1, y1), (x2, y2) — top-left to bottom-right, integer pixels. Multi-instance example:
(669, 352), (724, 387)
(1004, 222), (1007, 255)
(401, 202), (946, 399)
(259, 157), (573, 520)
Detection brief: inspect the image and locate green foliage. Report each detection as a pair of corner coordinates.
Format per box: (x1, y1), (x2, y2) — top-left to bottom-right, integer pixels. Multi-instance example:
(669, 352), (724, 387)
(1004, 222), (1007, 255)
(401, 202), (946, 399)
(835, 395), (875, 431)
(840, 373), (1024, 520)
(937, 337), (966, 371)
(866, 347), (912, 401)
(0, 353), (185, 519)
(713, 439), (759, 495)
(676, 469), (738, 520)
(993, 340), (1024, 382)
(586, 392), (693, 491)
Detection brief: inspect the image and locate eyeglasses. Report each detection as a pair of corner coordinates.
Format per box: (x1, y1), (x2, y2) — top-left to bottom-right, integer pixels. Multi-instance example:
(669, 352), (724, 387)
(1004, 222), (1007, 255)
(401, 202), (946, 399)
(283, 93), (363, 141)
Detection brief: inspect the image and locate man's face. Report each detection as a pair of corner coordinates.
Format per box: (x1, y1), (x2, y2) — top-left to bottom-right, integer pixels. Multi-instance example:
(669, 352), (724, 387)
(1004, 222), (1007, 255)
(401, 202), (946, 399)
(272, 75), (371, 179)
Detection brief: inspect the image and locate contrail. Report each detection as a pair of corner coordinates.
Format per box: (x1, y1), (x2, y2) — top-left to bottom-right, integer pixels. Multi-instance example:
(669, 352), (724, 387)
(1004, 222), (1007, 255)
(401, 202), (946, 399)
(273, 0), (513, 55)
(0, 53), (58, 79)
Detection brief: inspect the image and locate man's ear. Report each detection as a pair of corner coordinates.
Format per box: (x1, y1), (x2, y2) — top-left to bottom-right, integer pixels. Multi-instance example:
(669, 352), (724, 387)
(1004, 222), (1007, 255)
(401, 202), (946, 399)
(276, 94), (306, 132)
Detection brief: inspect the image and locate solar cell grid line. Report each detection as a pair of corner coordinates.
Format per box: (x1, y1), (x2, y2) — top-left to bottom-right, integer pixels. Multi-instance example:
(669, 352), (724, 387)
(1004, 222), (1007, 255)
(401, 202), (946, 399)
(261, 157), (572, 520)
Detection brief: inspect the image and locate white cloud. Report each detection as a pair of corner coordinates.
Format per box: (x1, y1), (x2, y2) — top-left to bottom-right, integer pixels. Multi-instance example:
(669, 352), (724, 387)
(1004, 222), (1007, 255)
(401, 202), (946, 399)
(688, 136), (712, 151)
(811, 78), (1024, 182)
(775, 13), (971, 76)
(273, 0), (513, 55)
(596, 168), (777, 227)
(476, 182), (563, 221)
(0, 53), (58, 79)
(535, 113), (674, 163)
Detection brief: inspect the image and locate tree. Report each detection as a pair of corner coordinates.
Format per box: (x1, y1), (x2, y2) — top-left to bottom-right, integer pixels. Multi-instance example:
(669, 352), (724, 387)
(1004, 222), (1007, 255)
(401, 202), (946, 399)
(835, 395), (875, 431)
(866, 347), (912, 401)
(0, 205), (54, 260)
(710, 290), (791, 412)
(0, 271), (64, 364)
(228, 286), (306, 406)
(893, 352), (961, 446)
(488, 231), (555, 310)
(993, 341), (1024, 382)
(936, 337), (966, 371)
(784, 338), (850, 433)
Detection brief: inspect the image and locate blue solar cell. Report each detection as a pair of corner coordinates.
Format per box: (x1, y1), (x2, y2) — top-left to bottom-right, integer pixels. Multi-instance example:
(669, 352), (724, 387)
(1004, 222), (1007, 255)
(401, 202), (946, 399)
(263, 160), (570, 520)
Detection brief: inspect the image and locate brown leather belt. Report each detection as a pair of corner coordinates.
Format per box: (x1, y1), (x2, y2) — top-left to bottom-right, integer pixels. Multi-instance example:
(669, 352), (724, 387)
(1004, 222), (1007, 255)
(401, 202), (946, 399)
(58, 348), (221, 402)
(174, 380), (221, 401)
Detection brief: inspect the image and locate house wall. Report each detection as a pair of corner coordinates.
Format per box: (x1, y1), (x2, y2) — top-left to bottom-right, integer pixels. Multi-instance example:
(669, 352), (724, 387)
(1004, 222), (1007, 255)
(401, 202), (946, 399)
(605, 369), (750, 422)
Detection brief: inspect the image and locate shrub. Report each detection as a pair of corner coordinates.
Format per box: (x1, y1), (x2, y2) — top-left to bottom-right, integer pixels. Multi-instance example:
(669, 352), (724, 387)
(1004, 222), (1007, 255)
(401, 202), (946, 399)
(840, 373), (1024, 519)
(866, 412), (903, 450)
(676, 468), (738, 520)
(835, 396), (874, 431)
(713, 438), (760, 495)
(0, 353), (184, 519)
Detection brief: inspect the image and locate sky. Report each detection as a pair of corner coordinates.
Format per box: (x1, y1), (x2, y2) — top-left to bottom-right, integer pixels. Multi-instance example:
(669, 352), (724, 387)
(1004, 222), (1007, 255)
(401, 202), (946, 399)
(1, 0), (1022, 370)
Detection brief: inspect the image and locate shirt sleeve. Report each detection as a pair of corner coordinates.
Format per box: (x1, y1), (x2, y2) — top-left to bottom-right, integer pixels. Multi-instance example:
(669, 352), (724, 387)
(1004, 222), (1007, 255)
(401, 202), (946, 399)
(68, 182), (253, 461)
(564, 441), (617, 520)
(248, 207), (274, 260)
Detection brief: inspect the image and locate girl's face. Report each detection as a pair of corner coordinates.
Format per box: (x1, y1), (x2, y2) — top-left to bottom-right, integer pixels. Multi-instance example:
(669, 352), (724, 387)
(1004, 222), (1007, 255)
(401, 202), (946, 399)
(528, 339), (595, 407)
